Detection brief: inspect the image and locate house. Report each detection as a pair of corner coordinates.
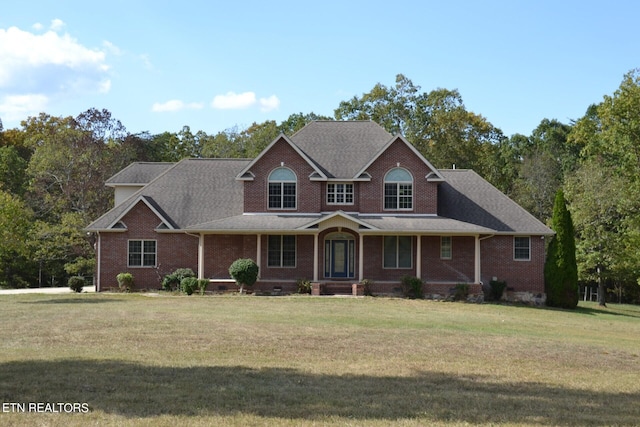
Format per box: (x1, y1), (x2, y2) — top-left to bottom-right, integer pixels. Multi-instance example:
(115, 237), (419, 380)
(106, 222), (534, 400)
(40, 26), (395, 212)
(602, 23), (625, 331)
(86, 120), (553, 301)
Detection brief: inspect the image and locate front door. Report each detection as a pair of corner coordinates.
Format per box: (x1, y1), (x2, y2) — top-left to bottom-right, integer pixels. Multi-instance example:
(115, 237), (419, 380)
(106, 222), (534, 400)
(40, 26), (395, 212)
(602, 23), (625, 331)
(325, 234), (355, 279)
(331, 240), (348, 277)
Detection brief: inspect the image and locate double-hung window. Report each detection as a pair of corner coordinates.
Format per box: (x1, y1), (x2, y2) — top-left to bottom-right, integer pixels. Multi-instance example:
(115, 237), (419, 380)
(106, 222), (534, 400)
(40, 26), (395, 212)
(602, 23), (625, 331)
(384, 168), (413, 210)
(268, 235), (296, 267)
(268, 167), (296, 209)
(440, 236), (452, 259)
(383, 236), (412, 268)
(128, 240), (157, 267)
(327, 183), (354, 205)
(514, 236), (531, 260)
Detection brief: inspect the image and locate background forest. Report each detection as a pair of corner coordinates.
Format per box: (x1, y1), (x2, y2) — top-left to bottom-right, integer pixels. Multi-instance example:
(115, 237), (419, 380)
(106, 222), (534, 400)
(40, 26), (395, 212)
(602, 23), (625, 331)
(1, 71), (640, 303)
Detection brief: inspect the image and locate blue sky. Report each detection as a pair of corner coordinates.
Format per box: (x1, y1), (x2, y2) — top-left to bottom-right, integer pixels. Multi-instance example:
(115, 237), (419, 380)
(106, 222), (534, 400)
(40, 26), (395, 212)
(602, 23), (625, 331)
(1, 1), (638, 137)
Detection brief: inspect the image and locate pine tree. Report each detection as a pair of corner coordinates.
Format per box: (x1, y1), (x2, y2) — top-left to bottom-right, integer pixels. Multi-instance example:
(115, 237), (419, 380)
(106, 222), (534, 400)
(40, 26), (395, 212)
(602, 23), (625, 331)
(544, 190), (579, 308)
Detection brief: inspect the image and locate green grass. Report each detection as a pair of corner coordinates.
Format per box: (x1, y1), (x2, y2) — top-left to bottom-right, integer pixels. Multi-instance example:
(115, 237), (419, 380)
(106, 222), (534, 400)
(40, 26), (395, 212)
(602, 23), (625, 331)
(1, 294), (639, 426)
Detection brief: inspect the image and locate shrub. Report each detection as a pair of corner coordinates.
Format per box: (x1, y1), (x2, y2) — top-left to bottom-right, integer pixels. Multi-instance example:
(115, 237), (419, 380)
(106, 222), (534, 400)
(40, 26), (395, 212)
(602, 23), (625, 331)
(360, 279), (374, 296)
(229, 258), (259, 294)
(453, 283), (470, 301)
(401, 275), (423, 299)
(297, 278), (312, 294)
(116, 272), (134, 292)
(162, 268), (196, 291)
(180, 277), (199, 295)
(197, 279), (209, 295)
(68, 276), (85, 293)
(489, 280), (507, 301)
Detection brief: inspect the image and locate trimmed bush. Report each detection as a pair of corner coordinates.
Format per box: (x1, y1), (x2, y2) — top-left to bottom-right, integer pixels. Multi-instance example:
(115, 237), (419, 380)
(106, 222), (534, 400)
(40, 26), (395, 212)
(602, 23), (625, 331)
(68, 276), (85, 293)
(116, 273), (134, 292)
(162, 268), (195, 291)
(401, 275), (423, 299)
(180, 277), (199, 295)
(229, 258), (259, 294)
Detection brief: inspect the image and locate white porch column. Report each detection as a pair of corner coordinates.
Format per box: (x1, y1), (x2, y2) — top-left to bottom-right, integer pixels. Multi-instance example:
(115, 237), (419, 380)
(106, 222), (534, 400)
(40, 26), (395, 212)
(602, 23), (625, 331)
(358, 234), (364, 282)
(256, 234), (261, 277)
(96, 232), (101, 292)
(198, 233), (205, 280)
(474, 235), (481, 284)
(416, 235), (422, 279)
(313, 233), (319, 282)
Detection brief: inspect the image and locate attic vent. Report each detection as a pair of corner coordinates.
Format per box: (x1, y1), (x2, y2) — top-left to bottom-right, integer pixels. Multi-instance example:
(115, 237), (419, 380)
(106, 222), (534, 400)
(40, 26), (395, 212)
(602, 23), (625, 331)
(112, 221), (126, 229)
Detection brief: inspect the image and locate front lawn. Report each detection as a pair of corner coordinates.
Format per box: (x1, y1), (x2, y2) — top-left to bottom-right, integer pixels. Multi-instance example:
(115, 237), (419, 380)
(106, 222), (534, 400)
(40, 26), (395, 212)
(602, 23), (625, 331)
(1, 294), (639, 426)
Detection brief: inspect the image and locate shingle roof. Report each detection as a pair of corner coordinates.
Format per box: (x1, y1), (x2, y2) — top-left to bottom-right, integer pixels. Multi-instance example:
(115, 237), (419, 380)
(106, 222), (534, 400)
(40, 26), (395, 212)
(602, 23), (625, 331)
(88, 122), (552, 236)
(289, 121), (393, 179)
(438, 169), (553, 235)
(87, 158), (250, 231)
(105, 162), (175, 186)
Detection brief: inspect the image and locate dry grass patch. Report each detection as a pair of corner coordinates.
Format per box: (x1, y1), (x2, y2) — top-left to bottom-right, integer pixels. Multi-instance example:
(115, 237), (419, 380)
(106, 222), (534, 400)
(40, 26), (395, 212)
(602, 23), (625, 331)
(0, 294), (639, 426)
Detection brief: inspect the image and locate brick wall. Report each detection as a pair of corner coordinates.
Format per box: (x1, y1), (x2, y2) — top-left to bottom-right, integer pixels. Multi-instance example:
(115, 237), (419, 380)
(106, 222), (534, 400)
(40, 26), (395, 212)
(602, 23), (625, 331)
(98, 201), (198, 290)
(243, 138), (321, 213)
(422, 236), (475, 282)
(360, 138), (438, 214)
(480, 235), (546, 294)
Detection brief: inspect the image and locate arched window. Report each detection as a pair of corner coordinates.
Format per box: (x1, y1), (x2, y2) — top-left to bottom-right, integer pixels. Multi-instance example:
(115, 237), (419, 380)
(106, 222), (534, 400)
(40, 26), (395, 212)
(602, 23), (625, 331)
(384, 167), (413, 210)
(268, 167), (296, 209)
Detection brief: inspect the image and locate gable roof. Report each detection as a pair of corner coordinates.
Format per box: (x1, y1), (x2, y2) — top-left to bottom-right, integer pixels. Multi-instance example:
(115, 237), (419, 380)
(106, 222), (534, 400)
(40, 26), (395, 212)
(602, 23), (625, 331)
(288, 121), (393, 179)
(438, 169), (554, 235)
(87, 158), (250, 231)
(105, 162), (175, 187)
(235, 134), (328, 181)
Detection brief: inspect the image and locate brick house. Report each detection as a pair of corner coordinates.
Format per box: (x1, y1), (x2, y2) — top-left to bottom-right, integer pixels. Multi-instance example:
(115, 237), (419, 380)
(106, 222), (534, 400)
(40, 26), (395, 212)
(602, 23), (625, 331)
(86, 121), (553, 301)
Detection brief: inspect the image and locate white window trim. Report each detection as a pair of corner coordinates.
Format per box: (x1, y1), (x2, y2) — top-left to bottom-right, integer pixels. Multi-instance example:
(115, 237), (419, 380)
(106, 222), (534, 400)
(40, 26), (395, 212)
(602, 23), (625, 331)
(326, 182), (354, 205)
(267, 167), (297, 210)
(440, 236), (452, 260)
(127, 239), (157, 268)
(382, 235), (413, 269)
(513, 236), (531, 261)
(383, 168), (413, 211)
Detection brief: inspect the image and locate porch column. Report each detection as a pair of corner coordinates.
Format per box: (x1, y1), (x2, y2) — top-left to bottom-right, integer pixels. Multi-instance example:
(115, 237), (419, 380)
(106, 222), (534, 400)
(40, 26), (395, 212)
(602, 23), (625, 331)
(96, 232), (101, 292)
(416, 235), (422, 279)
(198, 233), (205, 280)
(358, 234), (364, 282)
(313, 233), (319, 282)
(256, 234), (261, 277)
(474, 235), (481, 283)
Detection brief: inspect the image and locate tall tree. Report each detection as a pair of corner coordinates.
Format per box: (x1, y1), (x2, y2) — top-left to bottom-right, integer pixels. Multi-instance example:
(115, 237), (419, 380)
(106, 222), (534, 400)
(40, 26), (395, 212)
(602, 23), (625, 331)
(544, 189), (578, 308)
(334, 75), (506, 189)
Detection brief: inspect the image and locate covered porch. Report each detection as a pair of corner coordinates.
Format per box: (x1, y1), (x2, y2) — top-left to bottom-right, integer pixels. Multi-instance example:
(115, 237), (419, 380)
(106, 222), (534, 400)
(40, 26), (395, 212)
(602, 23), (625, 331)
(188, 211), (494, 296)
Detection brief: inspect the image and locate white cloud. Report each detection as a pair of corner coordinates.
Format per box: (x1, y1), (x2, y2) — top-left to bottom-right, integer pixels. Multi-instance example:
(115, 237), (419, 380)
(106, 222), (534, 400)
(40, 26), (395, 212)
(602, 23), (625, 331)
(259, 95), (280, 112)
(0, 20), (113, 125)
(152, 99), (204, 112)
(0, 94), (49, 122)
(0, 20), (111, 98)
(50, 19), (65, 32)
(211, 91), (280, 112)
(211, 91), (257, 110)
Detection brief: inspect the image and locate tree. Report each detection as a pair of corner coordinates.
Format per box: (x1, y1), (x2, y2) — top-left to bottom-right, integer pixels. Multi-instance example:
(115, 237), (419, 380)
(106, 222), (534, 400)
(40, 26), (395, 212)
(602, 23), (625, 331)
(228, 258), (259, 294)
(0, 190), (33, 287)
(564, 160), (638, 306)
(334, 75), (506, 189)
(544, 190), (578, 309)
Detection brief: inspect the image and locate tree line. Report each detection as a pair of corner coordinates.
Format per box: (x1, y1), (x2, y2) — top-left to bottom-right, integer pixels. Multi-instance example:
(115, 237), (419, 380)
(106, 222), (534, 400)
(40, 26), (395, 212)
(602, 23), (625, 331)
(1, 71), (639, 303)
